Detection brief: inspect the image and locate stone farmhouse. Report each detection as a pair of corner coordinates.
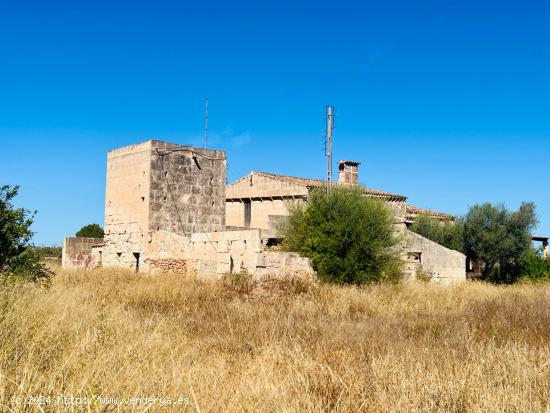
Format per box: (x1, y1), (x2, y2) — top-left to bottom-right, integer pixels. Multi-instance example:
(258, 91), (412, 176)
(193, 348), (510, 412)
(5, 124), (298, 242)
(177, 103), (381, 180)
(62, 140), (466, 282)
(226, 161), (453, 234)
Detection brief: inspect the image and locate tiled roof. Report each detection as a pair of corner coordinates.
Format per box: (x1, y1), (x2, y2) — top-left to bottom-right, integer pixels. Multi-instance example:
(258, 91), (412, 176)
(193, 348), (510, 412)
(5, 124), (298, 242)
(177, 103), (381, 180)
(252, 171), (408, 202)
(405, 204), (454, 221)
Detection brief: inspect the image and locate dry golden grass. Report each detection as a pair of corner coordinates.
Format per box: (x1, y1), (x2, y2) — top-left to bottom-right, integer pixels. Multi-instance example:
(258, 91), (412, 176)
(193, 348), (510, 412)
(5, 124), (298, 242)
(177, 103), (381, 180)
(0, 269), (549, 412)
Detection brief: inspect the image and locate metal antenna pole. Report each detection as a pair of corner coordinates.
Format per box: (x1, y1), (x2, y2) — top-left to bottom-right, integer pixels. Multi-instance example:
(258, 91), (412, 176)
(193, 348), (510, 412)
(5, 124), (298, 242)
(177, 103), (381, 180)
(204, 98), (209, 149)
(326, 106), (334, 194)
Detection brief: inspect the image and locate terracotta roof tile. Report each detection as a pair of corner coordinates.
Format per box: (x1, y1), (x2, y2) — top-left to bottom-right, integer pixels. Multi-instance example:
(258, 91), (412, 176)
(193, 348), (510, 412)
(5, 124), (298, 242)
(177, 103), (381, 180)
(252, 171), (408, 202)
(405, 205), (454, 221)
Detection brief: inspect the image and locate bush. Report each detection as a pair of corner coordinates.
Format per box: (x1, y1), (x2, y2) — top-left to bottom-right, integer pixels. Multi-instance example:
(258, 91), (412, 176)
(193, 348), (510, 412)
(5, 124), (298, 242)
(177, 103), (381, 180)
(0, 185), (52, 282)
(280, 187), (403, 285)
(32, 246), (62, 259)
(76, 223), (104, 238)
(520, 251), (550, 280)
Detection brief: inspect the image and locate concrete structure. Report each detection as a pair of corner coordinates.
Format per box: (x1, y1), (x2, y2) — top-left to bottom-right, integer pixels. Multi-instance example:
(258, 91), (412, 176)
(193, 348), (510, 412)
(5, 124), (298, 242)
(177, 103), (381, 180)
(62, 237), (104, 269)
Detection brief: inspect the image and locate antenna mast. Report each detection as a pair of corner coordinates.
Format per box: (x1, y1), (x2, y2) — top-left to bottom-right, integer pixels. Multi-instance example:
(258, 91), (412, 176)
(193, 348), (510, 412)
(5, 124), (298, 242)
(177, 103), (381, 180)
(204, 98), (209, 149)
(326, 106), (334, 193)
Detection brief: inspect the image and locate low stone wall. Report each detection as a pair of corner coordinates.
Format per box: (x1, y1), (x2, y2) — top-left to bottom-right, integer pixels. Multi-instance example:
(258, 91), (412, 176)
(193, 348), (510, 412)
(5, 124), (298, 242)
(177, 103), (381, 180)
(62, 237), (104, 269)
(145, 258), (187, 274)
(406, 231), (466, 282)
(188, 229), (263, 277)
(255, 251), (315, 278)
(145, 229), (315, 279)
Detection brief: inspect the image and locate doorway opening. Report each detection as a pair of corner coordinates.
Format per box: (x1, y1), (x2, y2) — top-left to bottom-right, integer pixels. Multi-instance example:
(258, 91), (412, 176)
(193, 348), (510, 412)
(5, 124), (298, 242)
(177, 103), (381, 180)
(133, 253), (140, 272)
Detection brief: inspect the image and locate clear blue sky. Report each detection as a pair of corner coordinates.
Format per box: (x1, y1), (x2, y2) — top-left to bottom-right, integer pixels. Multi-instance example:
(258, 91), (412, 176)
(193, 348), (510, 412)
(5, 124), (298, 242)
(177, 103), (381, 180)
(1, 0), (548, 246)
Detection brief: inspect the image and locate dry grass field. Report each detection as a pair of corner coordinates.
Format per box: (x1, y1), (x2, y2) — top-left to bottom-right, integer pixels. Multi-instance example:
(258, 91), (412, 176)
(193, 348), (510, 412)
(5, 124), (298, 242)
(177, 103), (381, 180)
(0, 269), (549, 412)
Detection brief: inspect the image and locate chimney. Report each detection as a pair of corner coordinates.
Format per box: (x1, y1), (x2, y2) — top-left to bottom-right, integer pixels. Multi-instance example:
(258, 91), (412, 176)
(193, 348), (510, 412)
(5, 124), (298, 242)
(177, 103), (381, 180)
(338, 160), (360, 185)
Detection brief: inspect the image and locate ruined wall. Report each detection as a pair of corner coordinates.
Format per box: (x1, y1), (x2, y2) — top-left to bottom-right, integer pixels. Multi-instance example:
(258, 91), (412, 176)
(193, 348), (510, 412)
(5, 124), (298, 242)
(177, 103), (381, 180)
(406, 230), (466, 283)
(104, 141), (152, 269)
(255, 251), (314, 278)
(62, 237), (104, 269)
(149, 141), (226, 235)
(145, 229), (315, 279)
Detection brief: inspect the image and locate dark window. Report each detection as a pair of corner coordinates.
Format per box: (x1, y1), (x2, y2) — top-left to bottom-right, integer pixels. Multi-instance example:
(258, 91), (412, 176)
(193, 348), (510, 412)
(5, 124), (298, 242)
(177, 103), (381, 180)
(244, 200), (251, 228)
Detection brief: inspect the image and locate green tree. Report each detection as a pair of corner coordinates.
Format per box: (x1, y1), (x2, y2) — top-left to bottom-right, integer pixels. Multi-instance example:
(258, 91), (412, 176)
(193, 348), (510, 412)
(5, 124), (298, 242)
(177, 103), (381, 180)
(280, 187), (403, 285)
(76, 223), (104, 238)
(0, 185), (51, 281)
(409, 215), (464, 253)
(464, 202), (537, 283)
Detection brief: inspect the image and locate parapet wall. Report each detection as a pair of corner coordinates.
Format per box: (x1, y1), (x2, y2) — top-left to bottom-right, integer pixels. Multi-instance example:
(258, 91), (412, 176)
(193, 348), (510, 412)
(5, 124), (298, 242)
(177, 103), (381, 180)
(62, 237), (104, 269)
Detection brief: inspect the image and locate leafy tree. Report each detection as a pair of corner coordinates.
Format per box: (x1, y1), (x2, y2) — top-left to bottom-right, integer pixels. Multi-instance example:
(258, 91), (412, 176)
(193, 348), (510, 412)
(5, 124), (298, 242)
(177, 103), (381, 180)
(76, 223), (104, 238)
(0, 185), (51, 281)
(464, 202), (537, 283)
(280, 187), (403, 285)
(409, 215), (464, 253)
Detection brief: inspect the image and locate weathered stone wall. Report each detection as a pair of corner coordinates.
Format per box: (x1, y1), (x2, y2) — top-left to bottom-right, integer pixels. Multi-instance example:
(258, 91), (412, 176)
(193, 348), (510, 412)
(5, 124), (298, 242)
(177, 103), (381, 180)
(226, 198), (297, 230)
(405, 230), (466, 283)
(144, 229), (315, 279)
(145, 258), (188, 274)
(103, 141), (152, 269)
(102, 140), (226, 271)
(226, 172), (309, 199)
(255, 251), (314, 278)
(149, 141), (226, 236)
(338, 160), (360, 185)
(62, 237), (104, 269)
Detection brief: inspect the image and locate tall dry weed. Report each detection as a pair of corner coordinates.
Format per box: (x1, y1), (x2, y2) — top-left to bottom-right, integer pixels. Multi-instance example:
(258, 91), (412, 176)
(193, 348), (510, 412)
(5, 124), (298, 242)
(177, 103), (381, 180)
(0, 269), (548, 412)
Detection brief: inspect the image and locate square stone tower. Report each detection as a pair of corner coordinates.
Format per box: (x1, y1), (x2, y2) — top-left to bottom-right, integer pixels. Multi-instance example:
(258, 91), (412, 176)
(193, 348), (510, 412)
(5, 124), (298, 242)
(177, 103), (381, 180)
(103, 140), (226, 270)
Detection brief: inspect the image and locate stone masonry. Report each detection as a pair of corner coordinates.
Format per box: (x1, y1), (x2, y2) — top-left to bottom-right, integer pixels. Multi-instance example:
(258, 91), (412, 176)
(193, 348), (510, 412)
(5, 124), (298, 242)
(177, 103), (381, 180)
(64, 139), (465, 282)
(103, 140), (226, 271)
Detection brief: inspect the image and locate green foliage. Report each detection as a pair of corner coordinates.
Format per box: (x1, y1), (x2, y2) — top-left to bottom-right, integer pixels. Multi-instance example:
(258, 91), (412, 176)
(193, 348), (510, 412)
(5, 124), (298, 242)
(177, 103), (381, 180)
(410, 215), (464, 253)
(32, 246), (62, 259)
(464, 202), (538, 283)
(520, 250), (550, 280)
(0, 185), (51, 282)
(280, 187), (403, 285)
(76, 223), (104, 238)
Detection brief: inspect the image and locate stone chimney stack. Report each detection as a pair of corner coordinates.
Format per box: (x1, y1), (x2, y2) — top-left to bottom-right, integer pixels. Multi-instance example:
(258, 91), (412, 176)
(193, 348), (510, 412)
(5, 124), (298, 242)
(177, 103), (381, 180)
(338, 160), (360, 185)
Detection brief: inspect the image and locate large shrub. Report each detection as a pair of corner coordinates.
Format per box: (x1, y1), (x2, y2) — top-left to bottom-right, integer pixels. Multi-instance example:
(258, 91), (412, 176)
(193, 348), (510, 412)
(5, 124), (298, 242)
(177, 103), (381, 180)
(0, 185), (51, 282)
(520, 251), (550, 281)
(280, 187), (403, 285)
